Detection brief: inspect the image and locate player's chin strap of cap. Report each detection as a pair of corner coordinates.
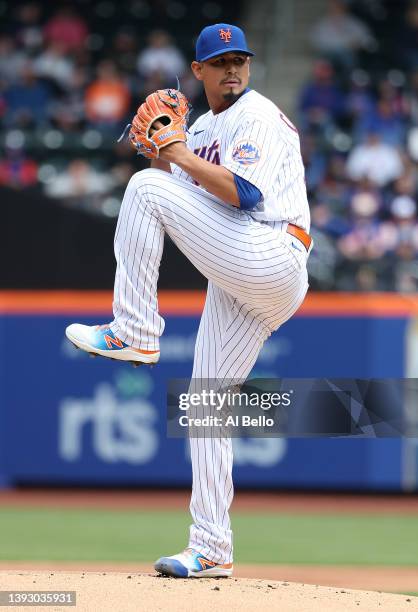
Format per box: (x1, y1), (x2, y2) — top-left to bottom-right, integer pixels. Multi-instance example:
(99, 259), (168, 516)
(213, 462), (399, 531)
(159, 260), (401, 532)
(286, 223), (313, 253)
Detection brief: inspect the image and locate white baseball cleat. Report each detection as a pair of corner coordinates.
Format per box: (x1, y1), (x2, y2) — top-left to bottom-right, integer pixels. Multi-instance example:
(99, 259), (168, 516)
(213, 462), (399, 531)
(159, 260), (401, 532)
(65, 323), (160, 366)
(154, 548), (233, 578)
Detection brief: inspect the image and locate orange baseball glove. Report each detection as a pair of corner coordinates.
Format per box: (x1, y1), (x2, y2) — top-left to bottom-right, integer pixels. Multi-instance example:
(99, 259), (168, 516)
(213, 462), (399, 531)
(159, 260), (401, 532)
(127, 89), (191, 159)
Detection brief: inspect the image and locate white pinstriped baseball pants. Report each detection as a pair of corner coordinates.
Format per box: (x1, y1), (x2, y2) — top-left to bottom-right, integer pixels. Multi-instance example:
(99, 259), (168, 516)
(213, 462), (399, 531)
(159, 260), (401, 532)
(110, 169), (309, 563)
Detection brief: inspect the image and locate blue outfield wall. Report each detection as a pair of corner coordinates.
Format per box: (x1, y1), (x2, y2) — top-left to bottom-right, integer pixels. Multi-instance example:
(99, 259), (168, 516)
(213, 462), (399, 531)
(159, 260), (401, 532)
(0, 309), (415, 491)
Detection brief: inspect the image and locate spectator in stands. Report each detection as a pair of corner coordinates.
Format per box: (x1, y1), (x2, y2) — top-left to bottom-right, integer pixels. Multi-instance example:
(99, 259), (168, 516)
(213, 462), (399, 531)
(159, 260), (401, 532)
(45, 159), (115, 201)
(301, 133), (328, 191)
(394, 260), (418, 292)
(399, 155), (418, 194)
(377, 195), (418, 255)
(344, 69), (375, 126)
(43, 6), (88, 54)
(354, 97), (407, 146)
(13, 2), (43, 53)
(346, 132), (404, 186)
(50, 67), (88, 132)
(397, 1), (418, 71)
(4, 61), (51, 127)
(383, 155), (418, 210)
(354, 265), (379, 291)
(337, 188), (384, 260)
(0, 35), (28, 85)
(84, 60), (131, 131)
(314, 154), (352, 230)
(0, 147), (38, 189)
(378, 78), (408, 115)
(379, 195), (418, 291)
(310, 0), (377, 70)
(405, 69), (418, 125)
(311, 201), (350, 237)
(112, 28), (139, 75)
(298, 60), (345, 132)
(33, 41), (75, 92)
(137, 30), (186, 93)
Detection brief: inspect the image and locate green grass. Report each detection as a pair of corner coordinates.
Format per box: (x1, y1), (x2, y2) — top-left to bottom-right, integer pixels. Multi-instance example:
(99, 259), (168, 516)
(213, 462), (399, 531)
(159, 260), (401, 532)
(0, 508), (417, 566)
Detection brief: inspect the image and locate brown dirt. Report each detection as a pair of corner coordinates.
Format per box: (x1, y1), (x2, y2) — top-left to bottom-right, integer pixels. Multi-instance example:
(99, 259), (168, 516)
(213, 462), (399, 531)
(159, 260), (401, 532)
(2, 489), (418, 514)
(0, 571), (416, 612)
(0, 562), (416, 593)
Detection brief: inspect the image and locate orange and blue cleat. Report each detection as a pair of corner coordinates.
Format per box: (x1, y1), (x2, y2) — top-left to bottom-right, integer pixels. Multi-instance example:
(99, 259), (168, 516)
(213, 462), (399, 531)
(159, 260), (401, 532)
(154, 548), (233, 578)
(65, 324), (159, 366)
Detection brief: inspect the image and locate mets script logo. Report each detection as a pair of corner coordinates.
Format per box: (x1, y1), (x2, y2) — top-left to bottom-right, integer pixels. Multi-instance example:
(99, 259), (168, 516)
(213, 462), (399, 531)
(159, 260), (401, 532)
(219, 28), (232, 43)
(194, 140), (220, 165)
(232, 140), (261, 165)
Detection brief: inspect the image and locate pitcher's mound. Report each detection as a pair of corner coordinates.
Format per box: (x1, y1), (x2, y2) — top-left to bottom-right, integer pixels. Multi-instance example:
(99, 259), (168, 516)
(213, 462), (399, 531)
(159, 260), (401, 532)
(0, 571), (416, 611)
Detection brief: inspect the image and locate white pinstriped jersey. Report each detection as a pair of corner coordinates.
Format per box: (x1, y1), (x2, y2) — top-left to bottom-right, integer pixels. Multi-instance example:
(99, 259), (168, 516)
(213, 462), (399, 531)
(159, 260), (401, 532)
(108, 91), (311, 570)
(171, 89), (310, 231)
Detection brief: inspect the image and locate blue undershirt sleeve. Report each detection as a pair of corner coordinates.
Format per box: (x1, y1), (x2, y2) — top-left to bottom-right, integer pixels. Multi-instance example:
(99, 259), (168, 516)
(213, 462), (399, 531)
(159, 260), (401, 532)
(233, 174), (262, 210)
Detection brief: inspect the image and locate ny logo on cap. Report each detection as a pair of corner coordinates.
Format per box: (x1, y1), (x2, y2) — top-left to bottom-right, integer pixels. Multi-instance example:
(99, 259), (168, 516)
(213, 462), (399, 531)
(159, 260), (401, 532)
(219, 28), (232, 43)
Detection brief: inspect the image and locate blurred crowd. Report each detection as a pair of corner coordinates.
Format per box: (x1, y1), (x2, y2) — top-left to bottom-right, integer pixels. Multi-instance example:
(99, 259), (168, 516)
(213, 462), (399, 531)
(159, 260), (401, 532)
(1, 0), (418, 291)
(302, 0), (418, 291)
(0, 0), (226, 214)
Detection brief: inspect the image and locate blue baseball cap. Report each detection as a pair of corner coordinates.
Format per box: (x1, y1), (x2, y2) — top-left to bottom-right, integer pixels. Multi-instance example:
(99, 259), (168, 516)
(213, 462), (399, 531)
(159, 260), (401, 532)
(196, 23), (255, 62)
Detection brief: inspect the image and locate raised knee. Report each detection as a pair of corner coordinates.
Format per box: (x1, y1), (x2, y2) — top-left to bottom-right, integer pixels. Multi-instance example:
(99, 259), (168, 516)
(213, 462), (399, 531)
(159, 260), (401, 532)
(129, 168), (163, 191)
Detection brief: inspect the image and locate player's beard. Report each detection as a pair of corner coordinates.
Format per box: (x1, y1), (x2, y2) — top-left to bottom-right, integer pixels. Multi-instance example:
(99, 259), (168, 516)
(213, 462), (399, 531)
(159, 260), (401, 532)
(222, 88), (246, 104)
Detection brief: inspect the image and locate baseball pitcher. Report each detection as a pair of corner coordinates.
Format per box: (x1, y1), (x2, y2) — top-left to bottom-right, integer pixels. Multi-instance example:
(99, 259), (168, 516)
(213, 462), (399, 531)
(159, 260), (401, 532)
(66, 23), (311, 578)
